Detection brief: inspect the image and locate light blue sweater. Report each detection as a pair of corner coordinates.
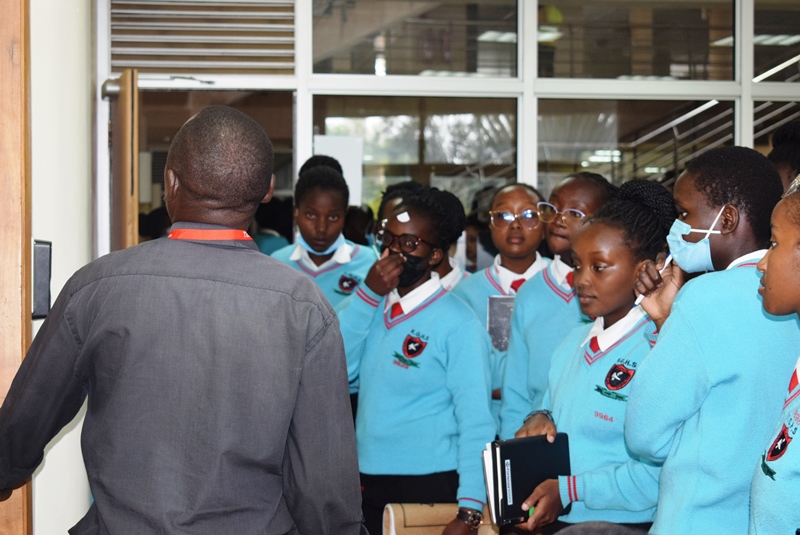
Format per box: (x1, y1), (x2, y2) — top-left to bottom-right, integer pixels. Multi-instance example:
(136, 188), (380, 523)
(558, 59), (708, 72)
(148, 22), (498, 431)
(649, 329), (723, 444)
(499, 260), (588, 439)
(545, 309), (660, 524)
(625, 254), (800, 534)
(271, 240), (375, 307)
(452, 259), (550, 432)
(338, 284), (496, 510)
(749, 356), (800, 535)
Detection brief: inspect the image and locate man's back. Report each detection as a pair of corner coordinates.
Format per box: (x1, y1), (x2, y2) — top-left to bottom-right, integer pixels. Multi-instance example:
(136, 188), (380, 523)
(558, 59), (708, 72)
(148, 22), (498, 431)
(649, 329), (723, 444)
(0, 225), (364, 534)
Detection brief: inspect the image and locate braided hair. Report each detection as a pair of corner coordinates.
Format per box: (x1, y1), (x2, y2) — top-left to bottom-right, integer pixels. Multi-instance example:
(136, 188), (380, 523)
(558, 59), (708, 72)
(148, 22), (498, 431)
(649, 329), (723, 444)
(588, 179), (677, 262)
(490, 182), (544, 206)
(768, 121), (800, 177)
(395, 187), (465, 250)
(566, 172), (619, 204)
(298, 154), (343, 176)
(378, 181), (425, 220)
(437, 189), (467, 248)
(294, 165), (349, 208)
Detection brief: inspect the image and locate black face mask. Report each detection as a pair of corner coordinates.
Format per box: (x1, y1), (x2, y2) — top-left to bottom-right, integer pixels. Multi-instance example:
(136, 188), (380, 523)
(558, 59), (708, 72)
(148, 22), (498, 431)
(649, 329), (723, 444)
(382, 247), (429, 288)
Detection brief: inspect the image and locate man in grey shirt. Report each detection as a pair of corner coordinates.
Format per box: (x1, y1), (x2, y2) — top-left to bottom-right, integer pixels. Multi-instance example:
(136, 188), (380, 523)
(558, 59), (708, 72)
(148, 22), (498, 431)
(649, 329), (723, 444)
(0, 106), (366, 534)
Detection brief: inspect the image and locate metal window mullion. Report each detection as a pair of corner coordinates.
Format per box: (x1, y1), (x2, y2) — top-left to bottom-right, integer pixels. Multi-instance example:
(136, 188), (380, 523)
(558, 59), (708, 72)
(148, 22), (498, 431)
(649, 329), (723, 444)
(112, 34), (294, 44)
(111, 47), (295, 57)
(736, 0), (755, 147)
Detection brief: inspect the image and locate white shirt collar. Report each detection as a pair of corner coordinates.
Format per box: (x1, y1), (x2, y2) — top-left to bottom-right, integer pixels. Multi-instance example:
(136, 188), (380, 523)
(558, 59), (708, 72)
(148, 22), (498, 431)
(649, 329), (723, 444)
(492, 252), (549, 294)
(288, 237), (354, 272)
(581, 306), (648, 352)
(440, 257), (465, 291)
(725, 250), (766, 270)
(550, 255), (574, 290)
(385, 272), (443, 314)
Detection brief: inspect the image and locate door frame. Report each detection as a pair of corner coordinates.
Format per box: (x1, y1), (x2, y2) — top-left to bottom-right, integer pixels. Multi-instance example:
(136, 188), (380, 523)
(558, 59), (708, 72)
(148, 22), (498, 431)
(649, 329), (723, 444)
(0, 0), (33, 532)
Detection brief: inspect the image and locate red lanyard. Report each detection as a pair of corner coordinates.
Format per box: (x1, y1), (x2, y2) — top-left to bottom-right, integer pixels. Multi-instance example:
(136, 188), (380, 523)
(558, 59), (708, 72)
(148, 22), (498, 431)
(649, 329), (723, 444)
(168, 229), (252, 241)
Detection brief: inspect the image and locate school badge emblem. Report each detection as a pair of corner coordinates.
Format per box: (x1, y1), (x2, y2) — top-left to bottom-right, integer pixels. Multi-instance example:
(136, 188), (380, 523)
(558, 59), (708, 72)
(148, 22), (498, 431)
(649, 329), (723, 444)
(335, 275), (359, 295)
(767, 424), (792, 462)
(403, 335), (427, 358)
(392, 334), (427, 369)
(605, 364), (635, 391)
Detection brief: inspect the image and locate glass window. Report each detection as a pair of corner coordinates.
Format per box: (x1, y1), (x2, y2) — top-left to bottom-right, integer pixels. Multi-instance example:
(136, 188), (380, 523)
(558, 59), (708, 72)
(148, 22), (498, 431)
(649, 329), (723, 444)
(754, 102), (800, 152)
(539, 1), (733, 80)
(314, 96), (516, 210)
(313, 1), (517, 77)
(537, 99), (735, 196)
(754, 1), (800, 82)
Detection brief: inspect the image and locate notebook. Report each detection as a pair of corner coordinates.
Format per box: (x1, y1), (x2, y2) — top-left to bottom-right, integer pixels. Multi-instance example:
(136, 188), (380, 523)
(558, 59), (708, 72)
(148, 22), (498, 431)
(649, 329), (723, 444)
(482, 433), (571, 526)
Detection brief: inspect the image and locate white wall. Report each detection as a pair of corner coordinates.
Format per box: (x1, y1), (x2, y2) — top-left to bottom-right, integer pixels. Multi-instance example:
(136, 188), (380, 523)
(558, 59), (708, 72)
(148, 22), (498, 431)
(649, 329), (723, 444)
(30, 0), (94, 532)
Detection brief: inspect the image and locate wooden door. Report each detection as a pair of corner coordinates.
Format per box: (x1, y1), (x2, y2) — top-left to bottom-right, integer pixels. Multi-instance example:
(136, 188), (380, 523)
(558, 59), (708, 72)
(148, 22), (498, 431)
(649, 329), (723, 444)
(109, 69), (140, 250)
(0, 0), (32, 533)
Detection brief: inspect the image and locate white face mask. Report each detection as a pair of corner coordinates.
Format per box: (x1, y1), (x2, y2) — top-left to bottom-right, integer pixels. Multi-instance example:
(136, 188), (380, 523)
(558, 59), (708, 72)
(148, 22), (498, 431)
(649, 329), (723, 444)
(666, 206), (725, 273)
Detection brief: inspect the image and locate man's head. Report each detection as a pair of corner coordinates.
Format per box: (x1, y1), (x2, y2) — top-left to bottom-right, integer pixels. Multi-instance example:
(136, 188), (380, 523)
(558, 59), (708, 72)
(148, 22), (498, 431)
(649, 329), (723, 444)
(164, 105), (274, 229)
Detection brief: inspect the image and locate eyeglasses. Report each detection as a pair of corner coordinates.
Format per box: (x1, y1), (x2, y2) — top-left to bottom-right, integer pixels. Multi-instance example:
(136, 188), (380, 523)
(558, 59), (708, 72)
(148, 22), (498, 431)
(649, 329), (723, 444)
(376, 229), (438, 253)
(488, 209), (541, 230)
(783, 175), (800, 198)
(536, 202), (587, 226)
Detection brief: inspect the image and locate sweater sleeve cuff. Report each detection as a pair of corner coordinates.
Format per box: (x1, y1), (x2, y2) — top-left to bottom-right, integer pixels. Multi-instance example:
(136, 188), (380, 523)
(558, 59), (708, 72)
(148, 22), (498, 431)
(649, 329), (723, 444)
(457, 497), (485, 510)
(355, 285), (381, 307)
(558, 475), (583, 505)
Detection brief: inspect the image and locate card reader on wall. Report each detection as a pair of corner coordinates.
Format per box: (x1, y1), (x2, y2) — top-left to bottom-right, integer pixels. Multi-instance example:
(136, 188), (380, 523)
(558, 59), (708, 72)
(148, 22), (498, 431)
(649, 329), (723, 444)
(33, 240), (52, 319)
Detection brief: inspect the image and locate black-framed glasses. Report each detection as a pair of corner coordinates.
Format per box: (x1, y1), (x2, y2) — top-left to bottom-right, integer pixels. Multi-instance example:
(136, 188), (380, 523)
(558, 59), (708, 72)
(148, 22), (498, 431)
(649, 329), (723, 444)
(376, 229), (438, 253)
(536, 202), (587, 226)
(488, 209), (541, 230)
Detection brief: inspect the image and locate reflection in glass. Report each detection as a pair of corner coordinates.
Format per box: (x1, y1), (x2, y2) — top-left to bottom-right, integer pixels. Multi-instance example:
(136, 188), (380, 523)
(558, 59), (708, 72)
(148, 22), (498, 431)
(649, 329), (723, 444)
(315, 96), (516, 208)
(313, 1), (517, 77)
(753, 102), (800, 165)
(753, 1), (800, 82)
(539, 1), (733, 80)
(537, 100), (735, 196)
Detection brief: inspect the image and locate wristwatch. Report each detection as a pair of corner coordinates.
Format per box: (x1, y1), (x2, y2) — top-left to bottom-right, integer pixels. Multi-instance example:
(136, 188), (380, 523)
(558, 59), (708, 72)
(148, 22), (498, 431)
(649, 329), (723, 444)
(456, 508), (483, 530)
(523, 409), (553, 423)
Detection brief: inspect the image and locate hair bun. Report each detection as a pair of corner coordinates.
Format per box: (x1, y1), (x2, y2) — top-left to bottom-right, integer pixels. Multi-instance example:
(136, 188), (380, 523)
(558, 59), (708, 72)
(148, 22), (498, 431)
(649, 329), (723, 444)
(615, 180), (676, 235)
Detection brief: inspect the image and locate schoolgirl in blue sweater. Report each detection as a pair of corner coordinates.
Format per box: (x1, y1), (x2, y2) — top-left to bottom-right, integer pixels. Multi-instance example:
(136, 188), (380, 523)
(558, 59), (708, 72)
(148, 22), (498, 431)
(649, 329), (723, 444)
(518, 180), (675, 533)
(499, 173), (617, 439)
(271, 165), (375, 307)
(628, 147), (799, 534)
(749, 184), (800, 535)
(338, 188), (496, 535)
(453, 184), (549, 431)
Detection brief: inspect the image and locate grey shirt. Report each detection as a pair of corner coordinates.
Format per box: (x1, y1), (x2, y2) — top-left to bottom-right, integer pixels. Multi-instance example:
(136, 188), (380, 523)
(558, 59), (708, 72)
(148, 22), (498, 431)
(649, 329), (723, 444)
(0, 222), (365, 535)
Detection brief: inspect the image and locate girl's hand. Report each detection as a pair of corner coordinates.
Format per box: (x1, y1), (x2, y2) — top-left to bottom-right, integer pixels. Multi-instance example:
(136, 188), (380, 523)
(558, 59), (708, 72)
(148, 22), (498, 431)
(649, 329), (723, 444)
(519, 479), (562, 531)
(364, 248), (405, 296)
(514, 414), (557, 443)
(441, 514), (478, 535)
(634, 252), (684, 330)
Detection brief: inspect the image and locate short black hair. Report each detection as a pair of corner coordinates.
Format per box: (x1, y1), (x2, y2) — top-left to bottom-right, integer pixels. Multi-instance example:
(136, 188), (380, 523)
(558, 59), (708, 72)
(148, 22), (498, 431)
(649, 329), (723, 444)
(588, 179), (677, 262)
(768, 121), (800, 176)
(378, 181), (425, 220)
(299, 154), (343, 176)
(685, 146), (783, 247)
(490, 182), (543, 207)
(166, 105), (274, 212)
(563, 172), (619, 203)
(395, 187), (465, 249)
(294, 165), (349, 208)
